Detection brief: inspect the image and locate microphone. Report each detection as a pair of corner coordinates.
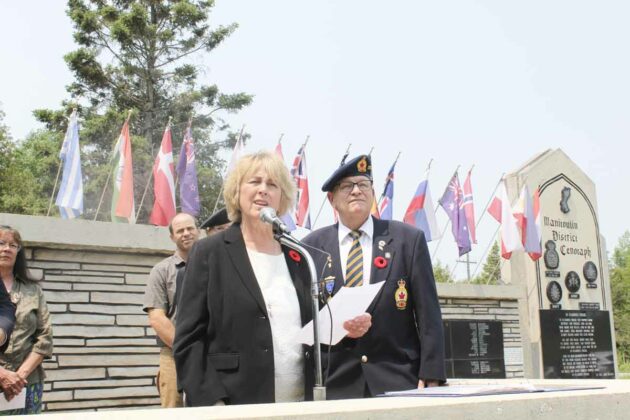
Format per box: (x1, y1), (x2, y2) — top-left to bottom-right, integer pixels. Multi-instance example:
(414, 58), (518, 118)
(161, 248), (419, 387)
(259, 207), (290, 234)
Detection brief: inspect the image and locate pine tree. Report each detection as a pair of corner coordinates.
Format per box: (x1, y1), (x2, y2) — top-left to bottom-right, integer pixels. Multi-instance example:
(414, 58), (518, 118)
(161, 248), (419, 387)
(433, 260), (455, 283)
(472, 241), (501, 285)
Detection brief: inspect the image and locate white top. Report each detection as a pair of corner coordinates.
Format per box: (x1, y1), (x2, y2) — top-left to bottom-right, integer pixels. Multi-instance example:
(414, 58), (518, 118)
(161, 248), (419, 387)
(338, 216), (374, 285)
(247, 249), (305, 403)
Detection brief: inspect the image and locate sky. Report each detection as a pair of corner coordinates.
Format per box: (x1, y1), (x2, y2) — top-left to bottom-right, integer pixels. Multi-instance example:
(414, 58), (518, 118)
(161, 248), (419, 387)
(2, 1), (630, 279)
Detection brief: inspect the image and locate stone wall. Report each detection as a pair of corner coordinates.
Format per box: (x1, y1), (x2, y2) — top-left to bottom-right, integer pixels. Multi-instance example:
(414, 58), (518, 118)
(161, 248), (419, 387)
(0, 213), (525, 412)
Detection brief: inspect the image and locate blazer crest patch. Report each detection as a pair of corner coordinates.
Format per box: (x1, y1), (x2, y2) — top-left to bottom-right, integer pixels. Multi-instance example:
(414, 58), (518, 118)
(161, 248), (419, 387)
(395, 279), (408, 310)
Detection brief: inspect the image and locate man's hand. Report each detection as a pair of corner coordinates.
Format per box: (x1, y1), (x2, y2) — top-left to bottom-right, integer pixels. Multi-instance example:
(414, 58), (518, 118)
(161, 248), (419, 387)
(418, 379), (440, 388)
(343, 313), (372, 338)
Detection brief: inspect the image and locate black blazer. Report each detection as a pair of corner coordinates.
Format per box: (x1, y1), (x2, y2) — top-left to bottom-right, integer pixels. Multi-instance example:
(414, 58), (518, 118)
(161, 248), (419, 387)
(0, 279), (15, 353)
(173, 224), (313, 406)
(303, 217), (446, 399)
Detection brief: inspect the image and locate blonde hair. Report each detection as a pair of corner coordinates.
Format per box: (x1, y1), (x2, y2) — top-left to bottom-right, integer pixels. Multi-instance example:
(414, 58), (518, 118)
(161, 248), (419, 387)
(223, 151), (296, 222)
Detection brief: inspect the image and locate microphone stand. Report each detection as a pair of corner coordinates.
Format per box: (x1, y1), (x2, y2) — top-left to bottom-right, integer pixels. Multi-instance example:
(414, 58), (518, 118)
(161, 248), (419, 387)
(273, 231), (326, 401)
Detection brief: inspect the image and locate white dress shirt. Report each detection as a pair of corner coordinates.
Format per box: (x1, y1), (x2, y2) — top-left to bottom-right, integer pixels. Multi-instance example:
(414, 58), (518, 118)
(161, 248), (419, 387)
(338, 216), (374, 285)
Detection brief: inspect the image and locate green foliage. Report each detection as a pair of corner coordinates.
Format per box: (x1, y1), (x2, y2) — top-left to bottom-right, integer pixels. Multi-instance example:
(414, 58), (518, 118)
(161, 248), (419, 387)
(471, 241), (501, 285)
(433, 260), (455, 283)
(0, 130), (62, 215)
(33, 0), (253, 221)
(611, 231), (630, 365)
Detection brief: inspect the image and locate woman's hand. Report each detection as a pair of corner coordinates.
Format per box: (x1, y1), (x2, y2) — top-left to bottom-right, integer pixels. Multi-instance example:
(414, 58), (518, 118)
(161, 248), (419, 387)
(343, 313), (372, 338)
(0, 368), (26, 401)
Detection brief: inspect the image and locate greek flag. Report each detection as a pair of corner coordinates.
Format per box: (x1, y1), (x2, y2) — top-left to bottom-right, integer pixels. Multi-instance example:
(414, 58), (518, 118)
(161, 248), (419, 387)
(55, 110), (83, 218)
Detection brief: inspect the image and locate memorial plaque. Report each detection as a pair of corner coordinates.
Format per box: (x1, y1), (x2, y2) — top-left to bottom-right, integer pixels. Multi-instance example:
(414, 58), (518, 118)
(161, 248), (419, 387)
(539, 310), (614, 379)
(443, 320), (505, 378)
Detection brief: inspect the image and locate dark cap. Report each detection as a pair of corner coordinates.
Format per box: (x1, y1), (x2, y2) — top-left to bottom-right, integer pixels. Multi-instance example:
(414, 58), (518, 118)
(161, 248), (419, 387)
(200, 208), (230, 229)
(321, 154), (372, 192)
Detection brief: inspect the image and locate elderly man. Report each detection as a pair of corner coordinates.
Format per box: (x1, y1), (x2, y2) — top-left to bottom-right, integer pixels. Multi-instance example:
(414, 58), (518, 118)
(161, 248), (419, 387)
(143, 213), (200, 407)
(199, 208), (231, 236)
(303, 154), (446, 399)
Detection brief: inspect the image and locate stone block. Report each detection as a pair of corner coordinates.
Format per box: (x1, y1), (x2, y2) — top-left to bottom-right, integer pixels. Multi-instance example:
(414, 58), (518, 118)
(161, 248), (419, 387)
(47, 304), (68, 313)
(116, 315), (149, 326)
(45, 367), (106, 381)
(75, 385), (158, 400)
(58, 354), (159, 367)
(500, 300), (520, 308)
(82, 264), (150, 274)
(91, 292), (143, 305)
(43, 390), (73, 402)
(450, 299), (500, 306)
(53, 339), (85, 346)
(86, 338), (156, 347)
(53, 378), (153, 390)
(29, 268), (44, 280)
(108, 367), (157, 378)
(43, 291), (90, 303)
(54, 346), (158, 354)
(45, 274), (124, 284)
(69, 304), (140, 315)
(42, 282), (72, 291)
(46, 397), (160, 411)
(51, 314), (115, 325)
(34, 249), (163, 266)
(54, 326), (144, 338)
(24, 248), (33, 259)
(43, 362), (59, 369)
(73, 283), (145, 293)
(28, 261), (81, 270)
(489, 308), (521, 315)
(126, 273), (149, 285)
(441, 307), (475, 315)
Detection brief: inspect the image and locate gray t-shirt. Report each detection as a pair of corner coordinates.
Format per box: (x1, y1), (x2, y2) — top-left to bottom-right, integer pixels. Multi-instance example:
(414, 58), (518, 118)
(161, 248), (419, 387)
(143, 254), (184, 328)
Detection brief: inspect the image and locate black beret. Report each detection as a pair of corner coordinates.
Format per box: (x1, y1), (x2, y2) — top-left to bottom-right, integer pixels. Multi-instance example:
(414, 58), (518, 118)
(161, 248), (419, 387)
(321, 154), (372, 192)
(200, 208), (230, 229)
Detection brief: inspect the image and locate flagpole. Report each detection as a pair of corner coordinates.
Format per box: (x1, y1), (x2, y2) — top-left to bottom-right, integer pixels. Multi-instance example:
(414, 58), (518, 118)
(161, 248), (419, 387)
(46, 109), (76, 217)
(376, 151), (401, 209)
(94, 110), (132, 221)
(311, 143), (351, 229)
(211, 124), (245, 215)
(136, 117), (172, 221)
(470, 224), (501, 280)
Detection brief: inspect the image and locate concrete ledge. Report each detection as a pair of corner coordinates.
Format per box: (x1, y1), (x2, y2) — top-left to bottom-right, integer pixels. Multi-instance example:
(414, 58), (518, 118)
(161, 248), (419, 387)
(0, 213), (174, 253)
(35, 380), (630, 419)
(437, 283), (526, 300)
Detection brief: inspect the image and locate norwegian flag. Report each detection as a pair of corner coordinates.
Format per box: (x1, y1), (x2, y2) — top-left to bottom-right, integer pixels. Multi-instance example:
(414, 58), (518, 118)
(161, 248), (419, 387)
(149, 123), (176, 226)
(290, 145), (311, 229)
(462, 169), (477, 243)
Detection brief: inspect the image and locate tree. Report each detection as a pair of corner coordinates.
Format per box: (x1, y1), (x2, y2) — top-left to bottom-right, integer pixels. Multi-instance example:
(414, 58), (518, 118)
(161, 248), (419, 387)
(470, 241), (501, 285)
(433, 260), (455, 283)
(611, 231), (630, 366)
(35, 0), (253, 221)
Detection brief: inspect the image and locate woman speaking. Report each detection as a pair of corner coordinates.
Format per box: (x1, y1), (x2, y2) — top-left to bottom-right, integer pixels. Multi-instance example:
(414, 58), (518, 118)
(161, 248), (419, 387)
(173, 151), (312, 406)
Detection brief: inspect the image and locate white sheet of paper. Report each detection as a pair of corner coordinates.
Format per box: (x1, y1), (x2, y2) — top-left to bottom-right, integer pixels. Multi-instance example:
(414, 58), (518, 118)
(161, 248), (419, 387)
(0, 389), (26, 411)
(297, 281), (384, 346)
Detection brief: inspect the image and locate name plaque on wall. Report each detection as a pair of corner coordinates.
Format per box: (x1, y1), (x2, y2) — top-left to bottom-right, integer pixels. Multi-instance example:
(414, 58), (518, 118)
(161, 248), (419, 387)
(443, 320), (506, 379)
(539, 310), (614, 379)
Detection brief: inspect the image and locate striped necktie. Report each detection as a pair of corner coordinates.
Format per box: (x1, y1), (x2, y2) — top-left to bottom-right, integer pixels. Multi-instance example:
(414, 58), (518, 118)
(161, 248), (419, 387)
(345, 230), (363, 287)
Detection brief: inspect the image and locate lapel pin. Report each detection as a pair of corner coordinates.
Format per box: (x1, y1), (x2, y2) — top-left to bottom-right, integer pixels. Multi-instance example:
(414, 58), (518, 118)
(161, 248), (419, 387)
(378, 240), (386, 251)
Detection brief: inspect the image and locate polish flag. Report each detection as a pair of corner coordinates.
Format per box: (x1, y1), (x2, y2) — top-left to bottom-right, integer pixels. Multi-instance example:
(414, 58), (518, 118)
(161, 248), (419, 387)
(149, 124), (176, 226)
(487, 181), (523, 259)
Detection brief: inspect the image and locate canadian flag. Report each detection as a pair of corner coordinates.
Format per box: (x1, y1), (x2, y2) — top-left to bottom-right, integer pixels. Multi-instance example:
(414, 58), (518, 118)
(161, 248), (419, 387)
(487, 181), (523, 259)
(149, 124), (176, 226)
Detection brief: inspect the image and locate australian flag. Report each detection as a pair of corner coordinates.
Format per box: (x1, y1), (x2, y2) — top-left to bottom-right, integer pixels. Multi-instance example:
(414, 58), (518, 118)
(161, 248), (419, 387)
(438, 173), (471, 256)
(379, 161), (396, 220)
(176, 124), (200, 216)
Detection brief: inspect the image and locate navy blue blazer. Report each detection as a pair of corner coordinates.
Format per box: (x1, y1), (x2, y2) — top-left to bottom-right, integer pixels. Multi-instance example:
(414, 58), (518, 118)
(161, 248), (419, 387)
(303, 217), (446, 398)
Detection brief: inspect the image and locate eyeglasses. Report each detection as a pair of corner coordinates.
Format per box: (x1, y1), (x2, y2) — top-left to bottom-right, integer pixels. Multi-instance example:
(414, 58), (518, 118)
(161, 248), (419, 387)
(336, 180), (372, 195)
(0, 240), (20, 252)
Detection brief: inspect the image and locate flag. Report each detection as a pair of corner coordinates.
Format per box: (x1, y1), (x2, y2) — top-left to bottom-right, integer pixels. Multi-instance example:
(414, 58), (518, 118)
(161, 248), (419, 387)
(274, 139), (296, 232)
(55, 109), (83, 218)
(176, 123), (200, 216)
(462, 169), (476, 243)
(111, 119), (135, 223)
(530, 187), (542, 260)
(403, 179), (441, 242)
(149, 123), (176, 226)
(371, 198), (380, 219)
(378, 161), (396, 220)
(290, 145), (311, 229)
(487, 181), (523, 259)
(513, 185), (542, 260)
(226, 133), (245, 175)
(438, 173), (471, 256)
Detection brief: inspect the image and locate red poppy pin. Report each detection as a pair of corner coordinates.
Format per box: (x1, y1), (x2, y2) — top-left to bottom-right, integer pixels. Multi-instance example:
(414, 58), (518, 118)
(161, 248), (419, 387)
(289, 250), (301, 262)
(374, 256), (387, 269)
